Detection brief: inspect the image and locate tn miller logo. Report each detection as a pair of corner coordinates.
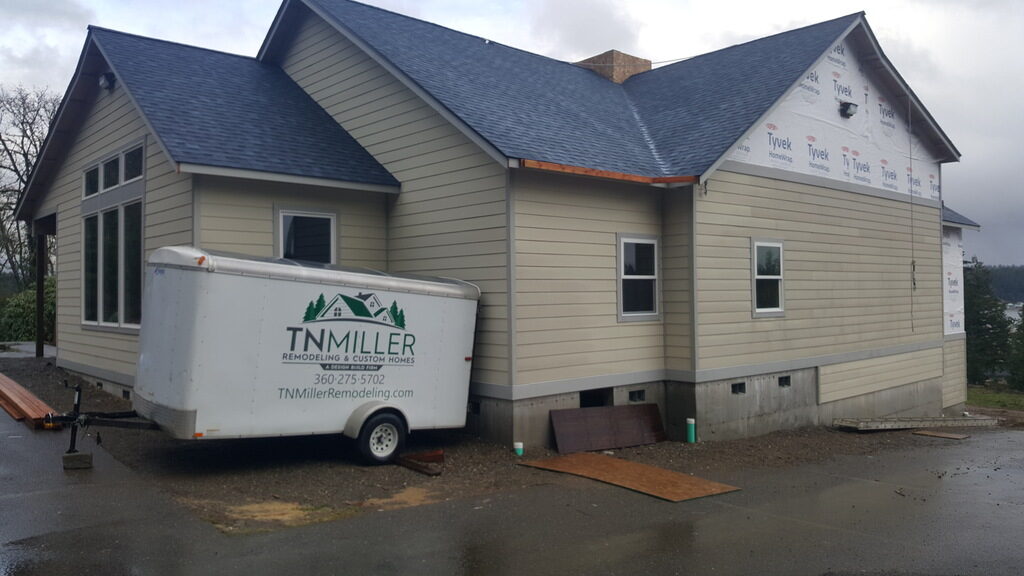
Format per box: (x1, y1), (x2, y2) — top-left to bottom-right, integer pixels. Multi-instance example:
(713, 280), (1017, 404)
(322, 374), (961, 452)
(302, 292), (407, 329)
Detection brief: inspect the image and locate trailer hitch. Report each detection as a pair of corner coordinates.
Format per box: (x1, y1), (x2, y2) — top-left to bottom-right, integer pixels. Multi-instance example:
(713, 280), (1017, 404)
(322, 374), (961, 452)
(46, 381), (159, 470)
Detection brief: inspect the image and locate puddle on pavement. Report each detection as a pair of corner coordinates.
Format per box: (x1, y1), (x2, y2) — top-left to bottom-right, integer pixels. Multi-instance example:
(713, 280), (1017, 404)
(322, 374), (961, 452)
(363, 486), (440, 511)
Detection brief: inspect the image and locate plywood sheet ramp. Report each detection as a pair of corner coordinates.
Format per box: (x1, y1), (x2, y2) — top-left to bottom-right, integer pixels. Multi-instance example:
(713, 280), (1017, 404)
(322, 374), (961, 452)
(833, 416), (998, 431)
(0, 372), (59, 429)
(521, 453), (739, 502)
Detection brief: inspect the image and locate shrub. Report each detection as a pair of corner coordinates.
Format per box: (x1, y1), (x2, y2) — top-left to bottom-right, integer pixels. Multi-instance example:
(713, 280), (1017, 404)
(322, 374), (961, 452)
(0, 277), (56, 343)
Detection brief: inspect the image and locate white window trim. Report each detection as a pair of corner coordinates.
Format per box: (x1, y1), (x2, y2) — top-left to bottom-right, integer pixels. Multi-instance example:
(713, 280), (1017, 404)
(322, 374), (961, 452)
(617, 233), (660, 322)
(278, 209), (338, 265)
(752, 238), (785, 318)
(82, 142), (145, 200)
(81, 201), (143, 330)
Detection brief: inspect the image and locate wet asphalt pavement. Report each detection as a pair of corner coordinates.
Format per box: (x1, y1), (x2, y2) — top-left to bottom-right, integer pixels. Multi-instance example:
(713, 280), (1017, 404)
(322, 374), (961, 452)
(2, 411), (1022, 576)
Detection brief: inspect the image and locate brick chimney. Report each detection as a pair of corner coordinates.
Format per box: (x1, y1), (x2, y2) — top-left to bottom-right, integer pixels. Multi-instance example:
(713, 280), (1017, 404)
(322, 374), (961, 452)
(575, 50), (652, 83)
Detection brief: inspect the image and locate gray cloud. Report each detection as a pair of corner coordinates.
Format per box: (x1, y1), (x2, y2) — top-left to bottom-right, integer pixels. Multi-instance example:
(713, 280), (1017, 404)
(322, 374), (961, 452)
(5, 0), (94, 27)
(524, 0), (641, 61)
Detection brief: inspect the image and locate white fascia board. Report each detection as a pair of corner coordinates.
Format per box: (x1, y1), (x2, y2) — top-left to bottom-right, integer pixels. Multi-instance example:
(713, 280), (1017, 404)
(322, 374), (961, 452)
(699, 17), (864, 186)
(295, 0), (509, 168)
(178, 163), (400, 194)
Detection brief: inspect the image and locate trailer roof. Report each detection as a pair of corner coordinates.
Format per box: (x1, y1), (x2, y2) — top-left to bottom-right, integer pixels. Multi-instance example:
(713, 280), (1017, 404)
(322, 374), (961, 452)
(148, 247), (481, 301)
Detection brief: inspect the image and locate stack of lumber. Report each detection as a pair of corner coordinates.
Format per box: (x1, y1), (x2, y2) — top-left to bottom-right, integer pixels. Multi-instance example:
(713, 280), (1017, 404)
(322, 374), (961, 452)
(0, 372), (59, 429)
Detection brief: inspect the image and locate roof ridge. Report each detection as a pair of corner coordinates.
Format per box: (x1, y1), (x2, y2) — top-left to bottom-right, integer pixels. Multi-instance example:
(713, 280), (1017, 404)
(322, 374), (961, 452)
(88, 25), (257, 61)
(650, 12), (862, 74)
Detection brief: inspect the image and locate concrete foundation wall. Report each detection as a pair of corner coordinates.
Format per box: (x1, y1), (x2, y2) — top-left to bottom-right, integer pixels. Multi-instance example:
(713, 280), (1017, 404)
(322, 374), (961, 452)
(667, 369), (818, 441)
(666, 368), (945, 442)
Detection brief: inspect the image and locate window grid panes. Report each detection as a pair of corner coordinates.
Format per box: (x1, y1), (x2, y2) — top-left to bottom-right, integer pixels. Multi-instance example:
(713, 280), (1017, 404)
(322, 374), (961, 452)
(82, 201), (143, 327)
(84, 145), (143, 198)
(754, 242), (783, 312)
(621, 238), (657, 316)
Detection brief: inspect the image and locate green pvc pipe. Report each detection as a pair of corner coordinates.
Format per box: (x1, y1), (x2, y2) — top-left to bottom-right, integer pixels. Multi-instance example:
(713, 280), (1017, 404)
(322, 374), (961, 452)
(686, 417), (696, 443)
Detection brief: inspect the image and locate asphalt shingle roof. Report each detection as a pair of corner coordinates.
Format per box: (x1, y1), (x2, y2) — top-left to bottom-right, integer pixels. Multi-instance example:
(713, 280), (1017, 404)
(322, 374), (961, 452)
(91, 27), (397, 187)
(942, 203), (980, 228)
(305, 0), (861, 178)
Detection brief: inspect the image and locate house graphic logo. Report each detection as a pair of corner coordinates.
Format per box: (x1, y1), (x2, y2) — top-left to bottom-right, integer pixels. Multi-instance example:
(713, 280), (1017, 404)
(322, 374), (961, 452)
(302, 292), (407, 329)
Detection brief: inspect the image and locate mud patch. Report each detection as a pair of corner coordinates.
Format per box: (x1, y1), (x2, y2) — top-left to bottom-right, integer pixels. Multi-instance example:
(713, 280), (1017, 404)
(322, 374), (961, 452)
(179, 497), (360, 533)
(363, 486), (440, 511)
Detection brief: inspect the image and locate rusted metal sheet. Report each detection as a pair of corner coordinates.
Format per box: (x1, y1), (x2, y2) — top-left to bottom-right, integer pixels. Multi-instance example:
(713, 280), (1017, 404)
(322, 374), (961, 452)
(550, 404), (665, 454)
(396, 449), (445, 476)
(520, 452), (739, 502)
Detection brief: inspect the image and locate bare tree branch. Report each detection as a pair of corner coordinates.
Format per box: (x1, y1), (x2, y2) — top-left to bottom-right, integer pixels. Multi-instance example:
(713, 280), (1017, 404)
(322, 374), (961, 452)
(0, 84), (61, 289)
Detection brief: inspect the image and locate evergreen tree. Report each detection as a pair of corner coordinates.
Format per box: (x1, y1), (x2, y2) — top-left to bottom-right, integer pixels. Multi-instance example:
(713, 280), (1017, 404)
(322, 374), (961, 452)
(389, 301), (406, 329)
(313, 293), (326, 317)
(1007, 317), (1024, 391)
(964, 258), (1012, 384)
(303, 301), (316, 322)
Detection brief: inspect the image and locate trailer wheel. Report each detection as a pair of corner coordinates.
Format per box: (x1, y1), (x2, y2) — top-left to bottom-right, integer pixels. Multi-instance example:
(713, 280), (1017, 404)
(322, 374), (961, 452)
(358, 412), (405, 463)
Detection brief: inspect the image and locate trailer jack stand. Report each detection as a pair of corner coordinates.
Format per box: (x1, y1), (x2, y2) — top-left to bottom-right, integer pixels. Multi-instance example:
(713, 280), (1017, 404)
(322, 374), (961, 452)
(45, 381), (159, 470)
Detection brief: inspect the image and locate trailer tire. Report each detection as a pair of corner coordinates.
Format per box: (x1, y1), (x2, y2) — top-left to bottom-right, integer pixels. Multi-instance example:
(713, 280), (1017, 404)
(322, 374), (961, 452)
(358, 412), (405, 464)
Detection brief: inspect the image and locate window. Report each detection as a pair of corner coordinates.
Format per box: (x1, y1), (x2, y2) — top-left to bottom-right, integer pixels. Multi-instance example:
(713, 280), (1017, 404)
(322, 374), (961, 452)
(752, 239), (784, 317)
(83, 201), (143, 327)
(280, 210), (336, 264)
(102, 157), (120, 190)
(618, 235), (658, 319)
(123, 147), (144, 182)
(83, 144), (144, 198)
(84, 167), (100, 197)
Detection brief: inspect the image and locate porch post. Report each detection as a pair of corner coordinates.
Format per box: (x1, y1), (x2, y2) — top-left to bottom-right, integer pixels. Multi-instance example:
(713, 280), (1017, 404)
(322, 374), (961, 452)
(35, 232), (46, 357)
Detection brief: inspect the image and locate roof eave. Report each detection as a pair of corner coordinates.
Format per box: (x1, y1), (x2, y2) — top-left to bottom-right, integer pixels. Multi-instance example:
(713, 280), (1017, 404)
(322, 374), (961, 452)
(519, 158), (697, 186)
(178, 162), (400, 193)
(943, 221), (981, 232)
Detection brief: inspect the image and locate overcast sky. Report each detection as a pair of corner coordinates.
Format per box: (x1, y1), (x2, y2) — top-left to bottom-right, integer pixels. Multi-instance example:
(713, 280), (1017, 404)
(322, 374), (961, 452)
(2, 0), (1020, 264)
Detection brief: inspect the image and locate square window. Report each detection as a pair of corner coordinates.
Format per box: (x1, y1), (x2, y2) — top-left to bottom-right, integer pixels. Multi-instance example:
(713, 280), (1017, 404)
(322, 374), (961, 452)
(628, 390), (646, 402)
(753, 240), (784, 315)
(731, 382), (746, 395)
(620, 237), (658, 317)
(84, 167), (99, 197)
(281, 211), (335, 264)
(102, 157), (120, 190)
(778, 375), (792, 388)
(123, 147), (143, 182)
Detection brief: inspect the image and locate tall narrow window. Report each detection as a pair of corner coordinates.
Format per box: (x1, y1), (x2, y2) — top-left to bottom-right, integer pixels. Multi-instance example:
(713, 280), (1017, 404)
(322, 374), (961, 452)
(101, 209), (120, 323)
(83, 202), (142, 327)
(753, 240), (784, 317)
(280, 211), (335, 264)
(83, 216), (99, 321)
(619, 235), (658, 319)
(123, 202), (143, 325)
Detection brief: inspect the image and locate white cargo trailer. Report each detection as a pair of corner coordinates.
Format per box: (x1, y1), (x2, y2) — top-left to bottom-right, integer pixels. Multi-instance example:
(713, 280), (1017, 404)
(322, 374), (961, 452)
(133, 246), (480, 462)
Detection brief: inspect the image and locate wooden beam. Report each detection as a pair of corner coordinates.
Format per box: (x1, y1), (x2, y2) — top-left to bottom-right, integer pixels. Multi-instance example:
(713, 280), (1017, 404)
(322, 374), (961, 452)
(519, 159), (696, 185)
